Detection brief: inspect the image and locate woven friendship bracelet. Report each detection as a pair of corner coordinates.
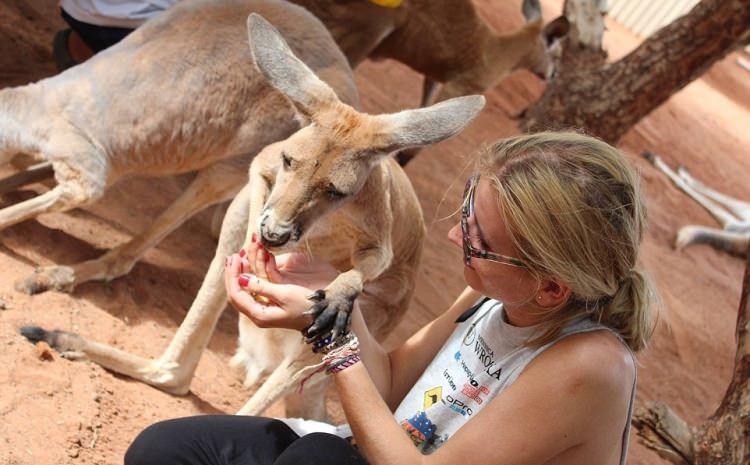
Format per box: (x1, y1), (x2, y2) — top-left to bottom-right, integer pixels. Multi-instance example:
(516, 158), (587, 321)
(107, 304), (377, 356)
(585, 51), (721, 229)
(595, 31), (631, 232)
(327, 354), (361, 374)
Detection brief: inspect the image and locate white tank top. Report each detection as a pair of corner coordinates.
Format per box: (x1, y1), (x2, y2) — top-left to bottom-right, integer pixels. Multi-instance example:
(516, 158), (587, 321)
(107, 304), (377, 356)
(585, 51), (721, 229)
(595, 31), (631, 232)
(61, 0), (180, 28)
(392, 298), (636, 461)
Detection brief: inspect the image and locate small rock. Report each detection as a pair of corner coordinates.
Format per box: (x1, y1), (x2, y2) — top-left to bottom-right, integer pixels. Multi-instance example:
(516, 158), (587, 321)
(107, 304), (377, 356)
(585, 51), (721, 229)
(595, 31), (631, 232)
(35, 341), (54, 361)
(92, 394), (101, 403)
(67, 448), (79, 458)
(0, 298), (8, 310)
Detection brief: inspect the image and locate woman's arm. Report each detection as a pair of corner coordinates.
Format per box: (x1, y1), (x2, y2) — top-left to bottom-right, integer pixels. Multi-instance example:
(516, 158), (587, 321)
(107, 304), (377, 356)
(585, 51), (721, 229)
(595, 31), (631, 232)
(350, 286), (481, 408)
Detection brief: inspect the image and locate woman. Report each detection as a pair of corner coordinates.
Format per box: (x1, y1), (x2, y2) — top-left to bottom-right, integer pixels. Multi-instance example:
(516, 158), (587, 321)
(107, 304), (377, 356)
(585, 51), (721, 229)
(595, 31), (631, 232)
(125, 131), (656, 465)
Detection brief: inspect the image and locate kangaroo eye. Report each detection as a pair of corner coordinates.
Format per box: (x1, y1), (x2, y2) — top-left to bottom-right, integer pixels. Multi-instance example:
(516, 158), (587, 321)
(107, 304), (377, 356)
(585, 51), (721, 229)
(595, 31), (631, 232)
(326, 184), (346, 200)
(282, 152), (292, 170)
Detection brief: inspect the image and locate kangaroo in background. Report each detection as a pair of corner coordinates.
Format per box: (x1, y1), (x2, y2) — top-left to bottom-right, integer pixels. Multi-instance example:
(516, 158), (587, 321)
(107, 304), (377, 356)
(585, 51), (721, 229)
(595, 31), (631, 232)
(23, 14), (486, 420)
(291, 0), (568, 165)
(0, 0), (357, 294)
(643, 151), (750, 257)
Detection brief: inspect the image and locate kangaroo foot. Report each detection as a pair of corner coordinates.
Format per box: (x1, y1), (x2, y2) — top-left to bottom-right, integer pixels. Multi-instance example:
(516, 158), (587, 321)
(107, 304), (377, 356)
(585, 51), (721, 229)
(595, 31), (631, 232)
(15, 266), (76, 294)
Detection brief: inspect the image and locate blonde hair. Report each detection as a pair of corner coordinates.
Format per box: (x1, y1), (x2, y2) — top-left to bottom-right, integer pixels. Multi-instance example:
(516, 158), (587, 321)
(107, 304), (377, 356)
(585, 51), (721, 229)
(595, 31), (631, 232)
(477, 131), (657, 352)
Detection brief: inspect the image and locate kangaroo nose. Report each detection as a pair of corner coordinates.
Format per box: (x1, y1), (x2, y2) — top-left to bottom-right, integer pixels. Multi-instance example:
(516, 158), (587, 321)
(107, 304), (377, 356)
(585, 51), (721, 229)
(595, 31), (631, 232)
(260, 216), (292, 247)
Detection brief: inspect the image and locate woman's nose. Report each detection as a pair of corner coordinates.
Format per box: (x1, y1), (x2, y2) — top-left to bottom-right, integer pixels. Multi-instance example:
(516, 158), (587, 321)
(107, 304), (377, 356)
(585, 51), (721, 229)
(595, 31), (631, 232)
(447, 222), (462, 248)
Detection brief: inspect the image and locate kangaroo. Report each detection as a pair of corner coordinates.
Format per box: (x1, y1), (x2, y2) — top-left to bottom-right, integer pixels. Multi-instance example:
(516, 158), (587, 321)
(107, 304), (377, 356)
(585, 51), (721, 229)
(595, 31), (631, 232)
(0, 0), (359, 295)
(366, 0), (569, 108)
(22, 14), (485, 420)
(643, 151), (750, 257)
(295, 0), (569, 106)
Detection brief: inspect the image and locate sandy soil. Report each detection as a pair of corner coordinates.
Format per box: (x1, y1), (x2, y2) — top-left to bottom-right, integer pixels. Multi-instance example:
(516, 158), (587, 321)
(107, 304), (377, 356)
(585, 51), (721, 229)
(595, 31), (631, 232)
(1, 1), (749, 464)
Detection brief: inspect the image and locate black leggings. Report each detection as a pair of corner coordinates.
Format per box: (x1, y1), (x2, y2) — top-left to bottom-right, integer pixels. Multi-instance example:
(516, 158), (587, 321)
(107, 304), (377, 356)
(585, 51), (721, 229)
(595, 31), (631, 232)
(60, 8), (134, 52)
(125, 415), (368, 465)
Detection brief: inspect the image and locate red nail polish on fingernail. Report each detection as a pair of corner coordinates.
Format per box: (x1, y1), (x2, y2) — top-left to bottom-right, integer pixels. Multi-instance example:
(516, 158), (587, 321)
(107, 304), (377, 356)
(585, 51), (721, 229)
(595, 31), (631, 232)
(251, 233), (257, 243)
(239, 249), (246, 257)
(238, 275), (249, 287)
(263, 249), (270, 262)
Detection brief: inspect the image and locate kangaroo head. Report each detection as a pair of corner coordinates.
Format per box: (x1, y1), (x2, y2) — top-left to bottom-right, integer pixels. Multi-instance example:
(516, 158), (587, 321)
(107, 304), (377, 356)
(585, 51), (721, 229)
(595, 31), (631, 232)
(247, 14), (485, 249)
(435, 1), (570, 103)
(515, 0), (570, 80)
(518, 16), (570, 80)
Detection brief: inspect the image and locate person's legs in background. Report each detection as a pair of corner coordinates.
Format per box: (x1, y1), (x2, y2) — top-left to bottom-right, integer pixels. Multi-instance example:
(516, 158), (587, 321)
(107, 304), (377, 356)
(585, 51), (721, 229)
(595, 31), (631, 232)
(53, 6), (135, 71)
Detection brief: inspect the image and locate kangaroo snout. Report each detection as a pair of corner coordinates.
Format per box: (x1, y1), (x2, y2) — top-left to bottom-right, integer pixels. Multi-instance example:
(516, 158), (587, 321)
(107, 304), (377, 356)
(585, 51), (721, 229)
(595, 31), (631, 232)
(259, 212), (299, 248)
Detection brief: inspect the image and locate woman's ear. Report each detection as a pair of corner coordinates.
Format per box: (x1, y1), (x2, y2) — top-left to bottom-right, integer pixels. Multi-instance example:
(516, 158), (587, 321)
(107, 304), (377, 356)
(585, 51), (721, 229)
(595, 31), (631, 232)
(535, 277), (572, 308)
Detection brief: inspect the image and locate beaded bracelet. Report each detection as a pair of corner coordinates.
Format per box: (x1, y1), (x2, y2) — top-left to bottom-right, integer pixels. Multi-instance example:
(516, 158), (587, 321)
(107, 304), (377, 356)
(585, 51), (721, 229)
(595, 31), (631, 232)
(297, 333), (361, 392)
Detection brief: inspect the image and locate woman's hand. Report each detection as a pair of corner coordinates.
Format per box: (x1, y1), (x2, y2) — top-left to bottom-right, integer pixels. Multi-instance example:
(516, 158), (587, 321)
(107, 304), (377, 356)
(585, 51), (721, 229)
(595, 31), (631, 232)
(223, 235), (339, 331)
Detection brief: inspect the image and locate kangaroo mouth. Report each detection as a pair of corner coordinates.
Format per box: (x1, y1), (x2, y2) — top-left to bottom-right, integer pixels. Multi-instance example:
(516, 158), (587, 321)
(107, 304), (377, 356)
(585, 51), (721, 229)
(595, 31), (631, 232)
(259, 222), (303, 249)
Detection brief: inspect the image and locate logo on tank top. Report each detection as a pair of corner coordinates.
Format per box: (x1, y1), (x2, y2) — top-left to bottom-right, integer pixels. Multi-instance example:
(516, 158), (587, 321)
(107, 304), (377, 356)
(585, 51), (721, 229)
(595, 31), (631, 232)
(461, 379), (490, 404)
(458, 334), (504, 381)
(423, 386), (443, 409)
(445, 394), (474, 417)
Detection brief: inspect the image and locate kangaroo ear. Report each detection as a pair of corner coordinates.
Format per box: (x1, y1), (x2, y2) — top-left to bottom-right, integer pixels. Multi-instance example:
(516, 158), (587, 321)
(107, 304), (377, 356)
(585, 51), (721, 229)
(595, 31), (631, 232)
(374, 95), (486, 154)
(542, 16), (570, 46)
(247, 14), (338, 117)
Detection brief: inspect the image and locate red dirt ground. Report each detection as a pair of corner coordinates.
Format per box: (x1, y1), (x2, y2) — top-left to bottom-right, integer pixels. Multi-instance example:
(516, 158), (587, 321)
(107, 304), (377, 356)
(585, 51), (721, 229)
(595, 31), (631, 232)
(1, 1), (749, 464)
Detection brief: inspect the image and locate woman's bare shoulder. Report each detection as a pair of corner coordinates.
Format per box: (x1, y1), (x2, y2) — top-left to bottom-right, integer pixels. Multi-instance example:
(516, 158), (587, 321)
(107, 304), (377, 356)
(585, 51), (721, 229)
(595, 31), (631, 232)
(531, 329), (635, 398)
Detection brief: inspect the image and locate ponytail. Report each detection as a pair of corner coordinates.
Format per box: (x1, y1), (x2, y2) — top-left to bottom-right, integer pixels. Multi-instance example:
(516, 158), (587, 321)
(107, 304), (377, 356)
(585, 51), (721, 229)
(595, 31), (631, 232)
(600, 269), (657, 352)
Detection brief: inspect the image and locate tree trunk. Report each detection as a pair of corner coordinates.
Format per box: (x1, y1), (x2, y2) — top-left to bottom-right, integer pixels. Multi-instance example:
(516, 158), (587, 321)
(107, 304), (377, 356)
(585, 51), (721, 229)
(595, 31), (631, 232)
(558, 0), (608, 69)
(521, 0), (750, 143)
(632, 241), (750, 464)
(691, 241), (750, 463)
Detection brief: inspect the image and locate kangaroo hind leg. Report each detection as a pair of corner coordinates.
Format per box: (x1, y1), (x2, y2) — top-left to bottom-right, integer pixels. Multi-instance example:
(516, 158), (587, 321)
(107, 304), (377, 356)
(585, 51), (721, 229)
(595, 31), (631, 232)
(19, 184), (252, 395)
(677, 166), (750, 224)
(676, 225), (750, 257)
(15, 159), (246, 294)
(236, 349), (327, 420)
(643, 152), (738, 228)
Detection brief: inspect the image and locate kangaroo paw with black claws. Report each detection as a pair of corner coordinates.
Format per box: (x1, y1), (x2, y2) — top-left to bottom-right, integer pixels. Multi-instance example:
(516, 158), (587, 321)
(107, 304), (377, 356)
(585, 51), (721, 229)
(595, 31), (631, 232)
(303, 288), (356, 344)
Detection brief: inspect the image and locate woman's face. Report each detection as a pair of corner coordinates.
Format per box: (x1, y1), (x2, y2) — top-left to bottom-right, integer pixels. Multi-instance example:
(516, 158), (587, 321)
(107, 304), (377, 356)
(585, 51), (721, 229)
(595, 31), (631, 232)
(448, 178), (539, 310)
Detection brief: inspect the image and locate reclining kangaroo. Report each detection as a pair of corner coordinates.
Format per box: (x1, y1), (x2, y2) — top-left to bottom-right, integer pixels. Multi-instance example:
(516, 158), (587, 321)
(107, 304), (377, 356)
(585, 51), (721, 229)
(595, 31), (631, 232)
(23, 15), (485, 419)
(643, 151), (750, 257)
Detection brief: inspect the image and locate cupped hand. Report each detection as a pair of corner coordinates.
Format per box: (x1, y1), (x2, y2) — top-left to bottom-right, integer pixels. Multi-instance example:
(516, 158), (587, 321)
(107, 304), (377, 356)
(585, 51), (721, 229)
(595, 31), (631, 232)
(223, 235), (339, 331)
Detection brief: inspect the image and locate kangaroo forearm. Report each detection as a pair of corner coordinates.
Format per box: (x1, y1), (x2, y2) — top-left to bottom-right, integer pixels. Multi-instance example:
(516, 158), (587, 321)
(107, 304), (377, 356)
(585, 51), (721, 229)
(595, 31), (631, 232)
(351, 245), (393, 284)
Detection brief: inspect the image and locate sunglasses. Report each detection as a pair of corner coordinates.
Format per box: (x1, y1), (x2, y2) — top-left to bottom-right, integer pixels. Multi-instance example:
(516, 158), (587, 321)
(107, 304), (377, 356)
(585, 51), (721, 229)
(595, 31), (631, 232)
(461, 174), (527, 269)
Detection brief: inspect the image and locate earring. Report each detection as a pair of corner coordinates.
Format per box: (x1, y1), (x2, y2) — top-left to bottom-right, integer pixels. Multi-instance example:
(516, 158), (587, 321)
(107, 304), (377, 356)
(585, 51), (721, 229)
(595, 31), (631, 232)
(536, 295), (542, 302)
